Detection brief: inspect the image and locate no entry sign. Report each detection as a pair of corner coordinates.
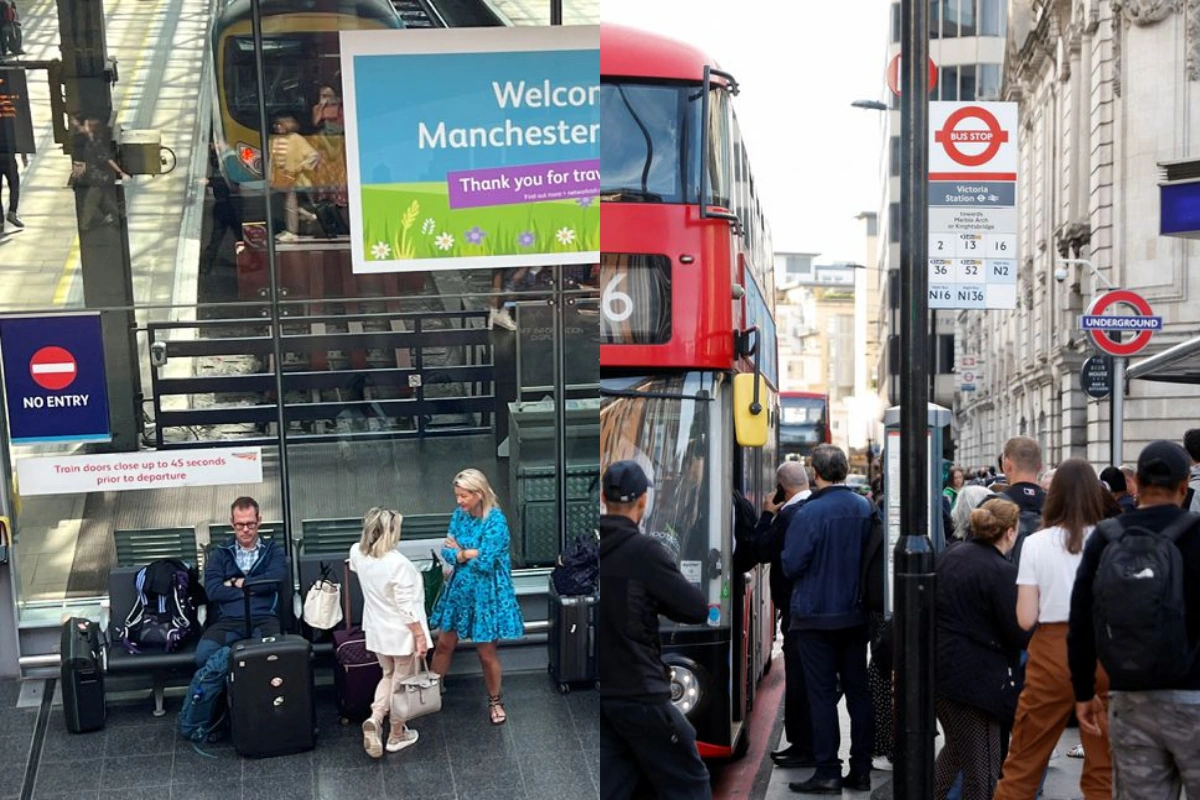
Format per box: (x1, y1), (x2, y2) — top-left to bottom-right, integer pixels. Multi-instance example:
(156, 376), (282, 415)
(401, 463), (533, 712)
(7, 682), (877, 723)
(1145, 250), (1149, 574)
(886, 54), (938, 96)
(1080, 288), (1160, 357)
(0, 315), (111, 444)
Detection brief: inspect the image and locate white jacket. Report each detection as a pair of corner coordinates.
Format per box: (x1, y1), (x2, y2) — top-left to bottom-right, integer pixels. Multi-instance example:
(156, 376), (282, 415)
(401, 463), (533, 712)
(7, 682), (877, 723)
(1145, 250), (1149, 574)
(348, 545), (431, 657)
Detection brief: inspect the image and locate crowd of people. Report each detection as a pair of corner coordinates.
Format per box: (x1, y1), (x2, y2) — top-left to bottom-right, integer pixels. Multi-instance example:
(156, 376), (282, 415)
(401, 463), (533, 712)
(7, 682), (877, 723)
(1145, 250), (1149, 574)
(599, 428), (1200, 799)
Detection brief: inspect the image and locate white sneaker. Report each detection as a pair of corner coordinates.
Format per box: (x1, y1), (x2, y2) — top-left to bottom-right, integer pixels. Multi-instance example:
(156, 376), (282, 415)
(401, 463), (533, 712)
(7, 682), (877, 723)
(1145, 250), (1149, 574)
(1067, 743), (1085, 759)
(362, 718), (383, 759)
(276, 230), (300, 243)
(385, 727), (419, 753)
(489, 307), (517, 331)
(872, 756), (893, 772)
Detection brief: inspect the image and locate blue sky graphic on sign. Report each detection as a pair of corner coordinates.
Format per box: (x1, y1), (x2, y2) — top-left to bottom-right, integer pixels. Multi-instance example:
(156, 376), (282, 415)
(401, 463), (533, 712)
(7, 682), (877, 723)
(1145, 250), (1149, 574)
(0, 315), (111, 444)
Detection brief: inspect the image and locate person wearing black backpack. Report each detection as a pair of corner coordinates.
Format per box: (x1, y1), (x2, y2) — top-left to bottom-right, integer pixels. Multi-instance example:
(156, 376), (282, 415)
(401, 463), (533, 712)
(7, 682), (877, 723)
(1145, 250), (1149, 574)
(1185, 429), (1200, 513)
(999, 436), (1045, 568)
(1068, 440), (1200, 799)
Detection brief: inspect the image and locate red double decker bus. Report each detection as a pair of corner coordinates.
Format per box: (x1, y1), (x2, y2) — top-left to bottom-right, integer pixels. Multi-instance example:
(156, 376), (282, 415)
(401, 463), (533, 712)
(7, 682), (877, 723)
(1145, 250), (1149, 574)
(599, 23), (778, 759)
(779, 391), (832, 462)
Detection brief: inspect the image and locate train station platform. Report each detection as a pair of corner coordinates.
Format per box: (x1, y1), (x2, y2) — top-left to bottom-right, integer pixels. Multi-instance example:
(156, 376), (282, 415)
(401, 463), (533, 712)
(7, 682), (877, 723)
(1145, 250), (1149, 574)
(0, 671), (598, 800)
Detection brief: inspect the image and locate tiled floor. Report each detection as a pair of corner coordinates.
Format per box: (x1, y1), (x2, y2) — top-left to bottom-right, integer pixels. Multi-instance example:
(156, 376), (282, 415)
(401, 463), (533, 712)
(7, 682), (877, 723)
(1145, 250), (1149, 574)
(1, 674), (598, 800)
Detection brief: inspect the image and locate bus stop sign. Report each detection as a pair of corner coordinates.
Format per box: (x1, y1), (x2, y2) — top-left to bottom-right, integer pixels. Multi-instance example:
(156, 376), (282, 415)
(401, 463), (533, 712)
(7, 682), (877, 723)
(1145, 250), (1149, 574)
(1080, 288), (1160, 357)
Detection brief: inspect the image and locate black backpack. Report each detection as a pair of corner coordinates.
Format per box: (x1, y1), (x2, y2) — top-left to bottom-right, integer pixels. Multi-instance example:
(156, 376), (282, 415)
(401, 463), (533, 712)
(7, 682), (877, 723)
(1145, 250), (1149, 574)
(1092, 513), (1200, 687)
(551, 532), (599, 597)
(116, 559), (198, 653)
(1008, 508), (1042, 569)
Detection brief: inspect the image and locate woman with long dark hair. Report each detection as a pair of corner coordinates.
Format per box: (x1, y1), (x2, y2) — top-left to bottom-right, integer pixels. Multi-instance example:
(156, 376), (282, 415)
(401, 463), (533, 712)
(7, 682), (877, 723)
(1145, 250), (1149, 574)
(993, 458), (1113, 800)
(934, 497), (1028, 799)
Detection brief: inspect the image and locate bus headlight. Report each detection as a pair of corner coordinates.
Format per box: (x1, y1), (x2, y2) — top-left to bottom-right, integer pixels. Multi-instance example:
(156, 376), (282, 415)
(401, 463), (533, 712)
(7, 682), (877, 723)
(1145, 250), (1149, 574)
(236, 142), (263, 176)
(669, 664), (703, 716)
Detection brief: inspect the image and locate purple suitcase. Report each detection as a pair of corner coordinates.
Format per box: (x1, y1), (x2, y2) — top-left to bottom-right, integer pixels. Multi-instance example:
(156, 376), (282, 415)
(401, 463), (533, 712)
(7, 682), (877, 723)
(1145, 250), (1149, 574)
(333, 561), (381, 721)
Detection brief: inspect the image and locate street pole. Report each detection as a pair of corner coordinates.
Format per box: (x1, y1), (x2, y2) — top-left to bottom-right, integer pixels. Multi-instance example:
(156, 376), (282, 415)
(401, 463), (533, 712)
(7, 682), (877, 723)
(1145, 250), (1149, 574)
(896, 0), (936, 795)
(1112, 357), (1125, 465)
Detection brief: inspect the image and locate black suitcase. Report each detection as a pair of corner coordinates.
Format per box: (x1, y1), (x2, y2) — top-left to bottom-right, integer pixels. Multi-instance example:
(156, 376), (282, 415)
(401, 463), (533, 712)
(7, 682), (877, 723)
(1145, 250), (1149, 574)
(226, 580), (316, 758)
(547, 585), (597, 693)
(61, 617), (105, 733)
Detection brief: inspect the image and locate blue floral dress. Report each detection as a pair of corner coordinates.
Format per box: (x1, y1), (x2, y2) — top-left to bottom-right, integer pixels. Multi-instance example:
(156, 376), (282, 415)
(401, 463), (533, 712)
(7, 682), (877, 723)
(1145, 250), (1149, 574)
(429, 507), (525, 642)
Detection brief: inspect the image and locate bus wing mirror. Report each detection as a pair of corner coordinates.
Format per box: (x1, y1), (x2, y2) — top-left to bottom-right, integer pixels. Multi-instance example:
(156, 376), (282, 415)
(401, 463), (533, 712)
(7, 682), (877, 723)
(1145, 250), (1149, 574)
(733, 373), (768, 448)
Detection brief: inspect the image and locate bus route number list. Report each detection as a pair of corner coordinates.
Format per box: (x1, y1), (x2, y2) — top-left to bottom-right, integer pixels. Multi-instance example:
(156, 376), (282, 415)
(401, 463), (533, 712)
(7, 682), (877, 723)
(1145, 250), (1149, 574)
(928, 231), (1017, 310)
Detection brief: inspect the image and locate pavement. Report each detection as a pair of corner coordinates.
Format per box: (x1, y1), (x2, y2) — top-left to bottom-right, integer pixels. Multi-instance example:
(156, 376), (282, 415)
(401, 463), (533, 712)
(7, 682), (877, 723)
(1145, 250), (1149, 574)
(752, 662), (1090, 800)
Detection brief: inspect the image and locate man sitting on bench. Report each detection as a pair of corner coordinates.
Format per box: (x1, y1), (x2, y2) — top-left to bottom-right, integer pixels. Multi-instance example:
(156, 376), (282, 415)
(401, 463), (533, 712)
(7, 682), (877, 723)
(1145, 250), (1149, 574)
(195, 496), (288, 666)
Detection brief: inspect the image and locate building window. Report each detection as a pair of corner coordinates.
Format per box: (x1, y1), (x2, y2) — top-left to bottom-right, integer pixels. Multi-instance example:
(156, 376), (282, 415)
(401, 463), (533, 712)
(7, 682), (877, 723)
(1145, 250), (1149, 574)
(979, 63), (1001, 100)
(959, 0), (976, 37)
(890, 136), (901, 177)
(891, 2), (902, 43)
(979, 0), (1001, 35)
(889, 202), (901, 244)
(940, 65), (959, 101)
(960, 64), (977, 101)
(931, 0), (943, 38)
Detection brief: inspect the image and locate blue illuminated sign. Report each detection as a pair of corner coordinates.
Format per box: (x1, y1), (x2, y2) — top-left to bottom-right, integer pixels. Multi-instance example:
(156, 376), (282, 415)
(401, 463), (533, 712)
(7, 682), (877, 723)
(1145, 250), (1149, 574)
(1161, 181), (1200, 237)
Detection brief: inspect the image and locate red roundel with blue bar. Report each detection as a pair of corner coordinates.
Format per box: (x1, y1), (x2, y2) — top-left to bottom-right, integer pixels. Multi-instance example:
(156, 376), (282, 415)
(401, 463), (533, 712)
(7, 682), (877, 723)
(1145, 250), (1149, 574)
(1081, 289), (1159, 357)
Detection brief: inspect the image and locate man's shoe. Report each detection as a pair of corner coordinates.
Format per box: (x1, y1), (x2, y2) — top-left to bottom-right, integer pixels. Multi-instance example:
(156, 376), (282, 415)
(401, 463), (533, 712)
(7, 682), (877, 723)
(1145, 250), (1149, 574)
(775, 753), (818, 769)
(6, 212), (24, 229)
(788, 776), (842, 795)
(771, 745), (804, 761)
(842, 773), (871, 791)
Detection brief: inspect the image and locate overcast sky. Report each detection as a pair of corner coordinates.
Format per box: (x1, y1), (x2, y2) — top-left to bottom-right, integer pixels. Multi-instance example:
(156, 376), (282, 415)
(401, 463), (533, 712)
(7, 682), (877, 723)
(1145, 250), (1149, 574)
(602, 0), (893, 265)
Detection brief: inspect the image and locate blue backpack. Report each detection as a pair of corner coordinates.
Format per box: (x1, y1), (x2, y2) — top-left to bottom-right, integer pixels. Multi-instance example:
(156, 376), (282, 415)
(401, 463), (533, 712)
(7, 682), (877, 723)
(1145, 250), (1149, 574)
(178, 646), (230, 743)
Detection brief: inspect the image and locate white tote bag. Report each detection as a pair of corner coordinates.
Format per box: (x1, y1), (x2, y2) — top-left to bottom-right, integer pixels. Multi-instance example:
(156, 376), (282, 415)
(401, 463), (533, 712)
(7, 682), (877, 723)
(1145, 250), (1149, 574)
(394, 671), (442, 722)
(303, 566), (342, 630)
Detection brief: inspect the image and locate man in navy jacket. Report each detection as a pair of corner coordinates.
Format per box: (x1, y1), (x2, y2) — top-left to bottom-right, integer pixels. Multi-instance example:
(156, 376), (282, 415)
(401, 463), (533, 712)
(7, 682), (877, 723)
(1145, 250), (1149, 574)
(195, 496), (288, 666)
(782, 445), (875, 794)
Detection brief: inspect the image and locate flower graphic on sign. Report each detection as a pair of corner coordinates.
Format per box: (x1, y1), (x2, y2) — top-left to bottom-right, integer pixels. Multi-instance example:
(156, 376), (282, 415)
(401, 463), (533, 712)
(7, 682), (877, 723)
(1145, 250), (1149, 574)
(555, 227), (576, 246)
(465, 226), (487, 245)
(517, 231), (535, 248)
(434, 232), (455, 251)
(370, 242), (391, 260)
(576, 196), (594, 208)
(421, 218), (436, 235)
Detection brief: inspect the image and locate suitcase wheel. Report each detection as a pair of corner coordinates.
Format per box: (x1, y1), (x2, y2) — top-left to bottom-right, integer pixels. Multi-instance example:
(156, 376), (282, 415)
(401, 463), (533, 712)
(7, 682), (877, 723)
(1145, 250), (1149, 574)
(558, 683), (570, 695)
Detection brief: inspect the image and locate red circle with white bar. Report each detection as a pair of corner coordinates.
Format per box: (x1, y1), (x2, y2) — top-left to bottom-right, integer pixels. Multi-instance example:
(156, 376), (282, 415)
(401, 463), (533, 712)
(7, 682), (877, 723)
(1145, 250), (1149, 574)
(29, 346), (78, 391)
(934, 106), (1009, 167)
(886, 54), (938, 96)
(1086, 289), (1155, 357)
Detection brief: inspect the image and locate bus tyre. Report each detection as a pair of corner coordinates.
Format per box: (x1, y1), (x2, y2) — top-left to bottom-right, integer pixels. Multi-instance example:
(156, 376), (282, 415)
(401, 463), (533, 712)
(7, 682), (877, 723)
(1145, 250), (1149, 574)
(731, 730), (750, 761)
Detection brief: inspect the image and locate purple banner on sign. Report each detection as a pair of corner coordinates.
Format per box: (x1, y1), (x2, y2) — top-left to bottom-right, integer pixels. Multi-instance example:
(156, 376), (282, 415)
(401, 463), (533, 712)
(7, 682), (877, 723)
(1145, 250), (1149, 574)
(446, 159), (599, 210)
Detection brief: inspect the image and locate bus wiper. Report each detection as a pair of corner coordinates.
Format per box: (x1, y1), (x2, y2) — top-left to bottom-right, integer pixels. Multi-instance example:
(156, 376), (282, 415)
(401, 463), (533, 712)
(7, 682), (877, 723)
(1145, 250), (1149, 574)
(600, 189), (664, 203)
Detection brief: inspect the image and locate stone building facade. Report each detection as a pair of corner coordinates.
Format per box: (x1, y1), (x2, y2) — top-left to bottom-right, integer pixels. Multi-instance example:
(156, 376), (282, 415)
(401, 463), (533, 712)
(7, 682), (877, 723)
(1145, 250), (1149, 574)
(953, 0), (1200, 470)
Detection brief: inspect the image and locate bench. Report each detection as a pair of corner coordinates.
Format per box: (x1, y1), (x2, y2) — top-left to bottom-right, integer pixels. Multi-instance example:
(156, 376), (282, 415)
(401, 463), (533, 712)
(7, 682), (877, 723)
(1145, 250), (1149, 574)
(113, 527), (201, 569)
(300, 512), (450, 556)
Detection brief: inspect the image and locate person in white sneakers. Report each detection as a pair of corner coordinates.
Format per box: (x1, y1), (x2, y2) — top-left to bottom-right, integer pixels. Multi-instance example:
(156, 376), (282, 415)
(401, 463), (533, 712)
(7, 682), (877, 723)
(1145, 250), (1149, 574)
(349, 507), (431, 758)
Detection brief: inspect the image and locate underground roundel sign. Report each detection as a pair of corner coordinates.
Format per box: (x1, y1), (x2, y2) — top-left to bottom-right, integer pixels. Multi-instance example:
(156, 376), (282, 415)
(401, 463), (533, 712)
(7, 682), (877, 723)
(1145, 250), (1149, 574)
(1079, 289), (1162, 357)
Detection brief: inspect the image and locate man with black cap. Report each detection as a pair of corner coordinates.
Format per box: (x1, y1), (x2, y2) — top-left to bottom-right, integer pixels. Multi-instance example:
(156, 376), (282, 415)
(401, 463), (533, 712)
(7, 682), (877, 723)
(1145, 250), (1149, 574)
(1068, 440), (1200, 799)
(599, 459), (711, 800)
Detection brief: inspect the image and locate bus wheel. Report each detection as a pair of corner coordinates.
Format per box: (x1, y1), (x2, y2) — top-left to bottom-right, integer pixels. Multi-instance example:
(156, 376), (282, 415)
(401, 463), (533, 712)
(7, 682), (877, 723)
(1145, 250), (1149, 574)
(731, 730), (750, 761)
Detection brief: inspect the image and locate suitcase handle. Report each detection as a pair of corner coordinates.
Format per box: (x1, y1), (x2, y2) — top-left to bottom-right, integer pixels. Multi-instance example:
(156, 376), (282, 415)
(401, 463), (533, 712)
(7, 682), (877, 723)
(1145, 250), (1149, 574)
(241, 578), (281, 639)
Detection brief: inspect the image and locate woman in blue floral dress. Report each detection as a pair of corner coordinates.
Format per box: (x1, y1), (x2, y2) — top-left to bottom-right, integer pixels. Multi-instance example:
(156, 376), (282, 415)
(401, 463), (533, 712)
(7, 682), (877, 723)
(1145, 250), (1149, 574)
(429, 468), (524, 724)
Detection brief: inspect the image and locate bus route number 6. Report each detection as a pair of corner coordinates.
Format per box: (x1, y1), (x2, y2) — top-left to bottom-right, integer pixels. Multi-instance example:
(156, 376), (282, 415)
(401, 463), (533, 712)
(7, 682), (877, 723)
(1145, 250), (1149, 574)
(603, 273), (634, 323)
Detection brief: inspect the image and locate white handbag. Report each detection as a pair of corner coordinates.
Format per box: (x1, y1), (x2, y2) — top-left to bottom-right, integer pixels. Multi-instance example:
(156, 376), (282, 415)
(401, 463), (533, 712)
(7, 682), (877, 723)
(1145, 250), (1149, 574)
(302, 566), (342, 631)
(394, 671), (442, 721)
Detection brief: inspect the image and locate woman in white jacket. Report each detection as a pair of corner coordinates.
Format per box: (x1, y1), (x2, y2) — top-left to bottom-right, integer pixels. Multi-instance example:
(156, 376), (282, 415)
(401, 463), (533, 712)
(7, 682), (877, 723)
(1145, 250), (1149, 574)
(349, 507), (432, 758)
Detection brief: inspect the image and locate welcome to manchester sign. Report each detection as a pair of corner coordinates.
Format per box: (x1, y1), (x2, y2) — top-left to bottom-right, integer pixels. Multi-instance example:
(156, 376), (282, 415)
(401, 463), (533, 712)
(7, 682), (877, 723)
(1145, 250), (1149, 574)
(340, 26), (600, 273)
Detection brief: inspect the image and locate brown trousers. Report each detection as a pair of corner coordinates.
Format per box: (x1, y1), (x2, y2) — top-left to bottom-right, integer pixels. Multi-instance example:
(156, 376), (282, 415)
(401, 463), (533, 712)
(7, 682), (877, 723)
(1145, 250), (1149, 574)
(994, 623), (1113, 800)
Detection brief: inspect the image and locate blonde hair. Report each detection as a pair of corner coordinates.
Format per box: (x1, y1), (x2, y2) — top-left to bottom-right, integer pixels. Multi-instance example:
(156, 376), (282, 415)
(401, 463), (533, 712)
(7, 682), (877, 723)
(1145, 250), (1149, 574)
(358, 507), (403, 558)
(453, 468), (499, 517)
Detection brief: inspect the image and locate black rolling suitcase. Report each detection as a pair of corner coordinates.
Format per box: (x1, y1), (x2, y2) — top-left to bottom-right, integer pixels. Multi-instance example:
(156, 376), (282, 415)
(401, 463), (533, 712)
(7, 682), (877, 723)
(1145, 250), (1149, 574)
(333, 561), (382, 722)
(547, 584), (597, 694)
(61, 617), (105, 733)
(227, 579), (316, 758)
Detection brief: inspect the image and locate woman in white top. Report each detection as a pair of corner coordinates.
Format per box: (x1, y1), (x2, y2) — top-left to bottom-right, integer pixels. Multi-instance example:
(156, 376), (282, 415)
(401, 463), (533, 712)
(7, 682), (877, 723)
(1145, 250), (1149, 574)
(348, 507), (432, 759)
(993, 459), (1113, 800)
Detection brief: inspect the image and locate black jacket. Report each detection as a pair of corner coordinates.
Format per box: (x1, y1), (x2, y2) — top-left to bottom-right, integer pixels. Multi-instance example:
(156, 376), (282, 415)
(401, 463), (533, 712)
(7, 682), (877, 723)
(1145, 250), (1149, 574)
(599, 514), (708, 702)
(752, 497), (805, 611)
(935, 539), (1030, 725)
(1069, 505), (1200, 700)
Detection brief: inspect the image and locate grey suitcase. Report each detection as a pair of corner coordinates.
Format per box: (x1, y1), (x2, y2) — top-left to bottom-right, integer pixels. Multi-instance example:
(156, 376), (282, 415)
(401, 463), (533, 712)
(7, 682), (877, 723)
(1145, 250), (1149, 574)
(547, 585), (597, 693)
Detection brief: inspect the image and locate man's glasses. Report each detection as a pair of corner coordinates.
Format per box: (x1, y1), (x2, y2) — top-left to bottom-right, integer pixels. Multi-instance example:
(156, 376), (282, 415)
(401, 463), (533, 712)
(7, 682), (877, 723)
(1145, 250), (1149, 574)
(233, 521), (259, 530)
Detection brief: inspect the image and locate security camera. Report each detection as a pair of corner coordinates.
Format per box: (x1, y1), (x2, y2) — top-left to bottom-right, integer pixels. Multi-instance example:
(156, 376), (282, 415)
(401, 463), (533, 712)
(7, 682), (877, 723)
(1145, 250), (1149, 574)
(149, 341), (168, 368)
(1054, 267), (1069, 283)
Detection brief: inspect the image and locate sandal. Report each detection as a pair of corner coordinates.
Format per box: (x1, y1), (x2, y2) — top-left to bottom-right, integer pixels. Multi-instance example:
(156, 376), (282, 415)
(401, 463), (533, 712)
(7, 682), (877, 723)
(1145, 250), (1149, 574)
(488, 693), (507, 725)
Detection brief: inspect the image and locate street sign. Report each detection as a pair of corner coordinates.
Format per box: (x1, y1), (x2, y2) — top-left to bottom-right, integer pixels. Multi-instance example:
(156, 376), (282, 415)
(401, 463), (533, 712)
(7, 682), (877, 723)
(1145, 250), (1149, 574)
(0, 315), (111, 445)
(0, 70), (36, 155)
(1080, 355), (1114, 399)
(886, 54), (938, 97)
(1082, 288), (1158, 357)
(928, 102), (1019, 310)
